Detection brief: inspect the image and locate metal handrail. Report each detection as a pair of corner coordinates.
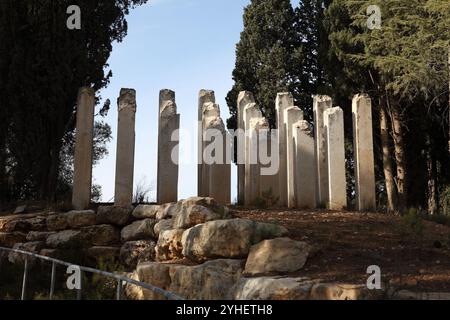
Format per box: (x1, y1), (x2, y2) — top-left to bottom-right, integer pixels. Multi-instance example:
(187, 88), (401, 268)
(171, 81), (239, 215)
(0, 246), (183, 301)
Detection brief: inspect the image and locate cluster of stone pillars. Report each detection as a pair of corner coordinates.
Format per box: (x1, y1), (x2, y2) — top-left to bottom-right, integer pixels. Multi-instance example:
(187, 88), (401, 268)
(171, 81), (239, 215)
(236, 91), (376, 211)
(71, 86), (376, 211)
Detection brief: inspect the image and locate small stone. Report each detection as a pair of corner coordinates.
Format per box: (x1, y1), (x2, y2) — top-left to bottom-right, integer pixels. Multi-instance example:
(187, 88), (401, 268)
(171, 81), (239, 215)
(14, 205), (27, 214)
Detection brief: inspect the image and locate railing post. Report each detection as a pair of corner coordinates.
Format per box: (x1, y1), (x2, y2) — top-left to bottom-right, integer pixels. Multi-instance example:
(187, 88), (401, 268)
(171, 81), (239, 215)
(49, 262), (56, 300)
(21, 257), (29, 300)
(116, 279), (122, 300)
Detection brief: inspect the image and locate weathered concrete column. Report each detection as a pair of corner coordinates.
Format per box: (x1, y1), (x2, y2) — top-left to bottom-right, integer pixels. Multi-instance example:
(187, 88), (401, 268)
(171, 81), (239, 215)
(293, 120), (317, 209)
(237, 91), (255, 205)
(198, 90), (216, 197)
(244, 103), (265, 206)
(276, 92), (295, 207)
(313, 95), (332, 207)
(157, 89), (180, 204)
(284, 106), (304, 208)
(72, 87), (95, 210)
(114, 89), (137, 207)
(324, 107), (347, 210)
(352, 94), (376, 211)
(259, 129), (279, 202)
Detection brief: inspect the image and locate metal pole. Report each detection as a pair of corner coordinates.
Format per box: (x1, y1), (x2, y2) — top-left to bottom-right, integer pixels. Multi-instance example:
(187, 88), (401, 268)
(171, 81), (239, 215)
(116, 279), (122, 300)
(49, 262), (56, 300)
(21, 258), (29, 300)
(77, 271), (82, 300)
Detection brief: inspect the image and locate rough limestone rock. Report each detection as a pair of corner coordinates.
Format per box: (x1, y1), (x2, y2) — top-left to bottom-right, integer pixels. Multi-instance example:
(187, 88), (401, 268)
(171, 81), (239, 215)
(134, 259), (244, 300)
(121, 219), (157, 242)
(233, 277), (316, 300)
(8, 241), (46, 264)
(173, 204), (229, 229)
(309, 283), (384, 300)
(132, 205), (161, 219)
(46, 214), (69, 231)
(85, 246), (120, 264)
(97, 205), (133, 226)
(155, 229), (184, 261)
(153, 219), (173, 237)
(181, 219), (288, 261)
(120, 240), (156, 269)
(46, 230), (86, 249)
(26, 231), (56, 242)
(66, 210), (96, 228)
(124, 271), (145, 300)
(0, 232), (27, 248)
(155, 203), (177, 220)
(244, 238), (311, 276)
(2, 216), (46, 232)
(82, 224), (120, 246)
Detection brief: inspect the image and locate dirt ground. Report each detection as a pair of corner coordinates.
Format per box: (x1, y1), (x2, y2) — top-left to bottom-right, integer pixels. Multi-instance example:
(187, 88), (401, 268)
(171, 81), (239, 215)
(232, 207), (450, 292)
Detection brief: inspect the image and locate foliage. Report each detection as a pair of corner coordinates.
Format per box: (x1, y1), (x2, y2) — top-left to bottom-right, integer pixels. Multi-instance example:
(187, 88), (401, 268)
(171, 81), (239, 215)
(255, 188), (279, 209)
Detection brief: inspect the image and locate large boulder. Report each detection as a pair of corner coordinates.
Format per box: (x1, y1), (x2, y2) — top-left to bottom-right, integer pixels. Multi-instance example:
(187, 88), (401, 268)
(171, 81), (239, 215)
(2, 216), (47, 232)
(26, 231), (56, 242)
(46, 214), (68, 231)
(173, 205), (230, 229)
(82, 224), (120, 246)
(121, 219), (157, 242)
(309, 283), (384, 300)
(181, 219), (288, 261)
(8, 241), (46, 265)
(120, 240), (156, 269)
(244, 238), (311, 276)
(132, 205), (161, 219)
(155, 229), (184, 261)
(155, 203), (178, 220)
(66, 210), (96, 228)
(154, 219), (173, 237)
(132, 259), (244, 300)
(97, 206), (133, 226)
(233, 277), (316, 300)
(0, 232), (27, 248)
(46, 230), (86, 249)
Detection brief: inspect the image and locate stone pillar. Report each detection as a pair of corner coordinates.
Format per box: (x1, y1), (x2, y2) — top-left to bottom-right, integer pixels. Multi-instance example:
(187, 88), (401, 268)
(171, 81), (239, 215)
(352, 94), (376, 211)
(324, 107), (347, 210)
(114, 89), (137, 207)
(259, 129), (279, 202)
(293, 120), (317, 209)
(284, 106), (304, 208)
(237, 91), (255, 205)
(244, 103), (265, 206)
(276, 92), (295, 207)
(72, 87), (95, 210)
(157, 89), (180, 204)
(313, 95), (332, 207)
(198, 90), (216, 197)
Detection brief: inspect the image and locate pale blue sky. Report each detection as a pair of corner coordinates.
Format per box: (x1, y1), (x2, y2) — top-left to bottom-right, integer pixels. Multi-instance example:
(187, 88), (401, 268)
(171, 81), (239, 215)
(93, 0), (298, 203)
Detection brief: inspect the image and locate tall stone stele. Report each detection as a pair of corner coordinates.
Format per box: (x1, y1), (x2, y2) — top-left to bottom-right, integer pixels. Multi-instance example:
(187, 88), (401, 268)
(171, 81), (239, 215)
(197, 90), (216, 197)
(114, 88), (137, 207)
(352, 94), (376, 211)
(157, 89), (180, 204)
(237, 91), (255, 205)
(72, 87), (95, 210)
(313, 95), (332, 207)
(276, 92), (295, 207)
(324, 107), (347, 210)
(284, 106), (304, 208)
(293, 120), (317, 209)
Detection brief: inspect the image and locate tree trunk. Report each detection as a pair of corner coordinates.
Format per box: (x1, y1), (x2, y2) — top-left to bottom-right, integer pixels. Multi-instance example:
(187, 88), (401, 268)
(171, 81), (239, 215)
(390, 105), (408, 212)
(379, 100), (397, 212)
(426, 144), (438, 215)
(448, 46), (450, 154)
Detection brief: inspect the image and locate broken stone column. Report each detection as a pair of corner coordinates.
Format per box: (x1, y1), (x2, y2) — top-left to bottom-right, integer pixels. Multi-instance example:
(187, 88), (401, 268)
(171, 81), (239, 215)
(237, 91), (255, 205)
(198, 90), (216, 197)
(293, 120), (317, 209)
(157, 89), (180, 204)
(284, 106), (304, 208)
(276, 92), (295, 207)
(352, 94), (376, 211)
(244, 103), (265, 206)
(313, 95), (332, 207)
(114, 89), (137, 207)
(203, 103), (231, 204)
(324, 107), (347, 210)
(72, 87), (95, 210)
